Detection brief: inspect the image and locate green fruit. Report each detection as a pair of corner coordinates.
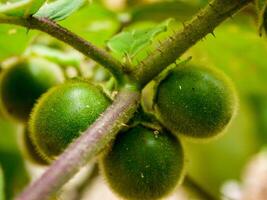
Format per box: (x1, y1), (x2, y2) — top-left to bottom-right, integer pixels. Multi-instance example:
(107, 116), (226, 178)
(0, 57), (64, 122)
(100, 125), (184, 200)
(21, 127), (49, 166)
(29, 81), (111, 161)
(154, 64), (237, 138)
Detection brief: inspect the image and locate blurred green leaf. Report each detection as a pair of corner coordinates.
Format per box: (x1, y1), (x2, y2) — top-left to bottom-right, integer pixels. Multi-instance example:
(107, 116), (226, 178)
(189, 21), (267, 95)
(0, 151), (29, 200)
(0, 118), (17, 154)
(0, 118), (29, 200)
(130, 1), (198, 23)
(107, 18), (172, 60)
(0, 166), (4, 200)
(26, 45), (82, 67)
(248, 94), (267, 144)
(34, 0), (86, 21)
(0, 24), (36, 61)
(60, 3), (120, 46)
(0, 0), (45, 17)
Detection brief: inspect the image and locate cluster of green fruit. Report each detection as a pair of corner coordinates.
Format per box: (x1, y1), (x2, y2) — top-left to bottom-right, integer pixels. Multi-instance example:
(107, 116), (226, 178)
(0, 56), (237, 200)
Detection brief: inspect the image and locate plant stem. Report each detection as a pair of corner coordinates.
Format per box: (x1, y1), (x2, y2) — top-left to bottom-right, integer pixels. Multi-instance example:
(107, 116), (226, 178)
(15, 90), (140, 200)
(131, 0), (253, 86)
(183, 176), (218, 200)
(0, 16), (126, 83)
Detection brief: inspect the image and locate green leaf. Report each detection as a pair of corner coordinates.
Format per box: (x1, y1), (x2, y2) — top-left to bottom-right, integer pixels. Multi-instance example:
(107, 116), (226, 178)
(0, 0), (45, 17)
(107, 18), (173, 60)
(60, 3), (120, 46)
(26, 45), (82, 67)
(34, 0), (86, 21)
(0, 24), (36, 61)
(130, 1), (198, 23)
(0, 166), (4, 200)
(0, 151), (30, 200)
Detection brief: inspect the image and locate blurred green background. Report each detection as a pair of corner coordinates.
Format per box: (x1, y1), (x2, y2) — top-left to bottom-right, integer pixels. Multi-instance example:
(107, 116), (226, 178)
(0, 0), (266, 199)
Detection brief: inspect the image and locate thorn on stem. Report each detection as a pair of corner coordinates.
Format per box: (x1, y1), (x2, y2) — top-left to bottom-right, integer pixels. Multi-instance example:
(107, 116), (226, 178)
(121, 123), (129, 127)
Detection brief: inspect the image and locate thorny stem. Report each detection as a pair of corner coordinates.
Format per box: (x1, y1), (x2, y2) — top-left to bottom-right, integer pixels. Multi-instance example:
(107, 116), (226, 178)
(16, 90), (140, 200)
(0, 16), (126, 83)
(131, 0), (253, 86)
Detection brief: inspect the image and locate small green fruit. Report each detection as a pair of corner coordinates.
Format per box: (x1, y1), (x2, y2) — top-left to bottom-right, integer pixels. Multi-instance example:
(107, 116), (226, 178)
(100, 125), (184, 200)
(0, 57), (64, 122)
(21, 127), (49, 166)
(29, 81), (111, 161)
(154, 64), (237, 138)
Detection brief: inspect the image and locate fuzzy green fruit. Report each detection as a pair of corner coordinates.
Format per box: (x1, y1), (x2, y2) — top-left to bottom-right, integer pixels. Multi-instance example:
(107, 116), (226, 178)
(29, 81), (111, 161)
(21, 127), (49, 166)
(0, 57), (64, 122)
(100, 125), (184, 200)
(154, 65), (237, 138)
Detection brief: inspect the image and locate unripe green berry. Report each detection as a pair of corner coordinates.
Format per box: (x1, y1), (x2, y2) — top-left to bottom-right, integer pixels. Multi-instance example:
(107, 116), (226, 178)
(29, 81), (111, 161)
(100, 125), (184, 200)
(0, 57), (64, 122)
(21, 127), (49, 166)
(154, 64), (237, 138)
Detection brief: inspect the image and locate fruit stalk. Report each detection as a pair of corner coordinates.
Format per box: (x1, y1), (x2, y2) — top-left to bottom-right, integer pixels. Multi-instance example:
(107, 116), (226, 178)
(16, 90), (140, 200)
(132, 0), (253, 86)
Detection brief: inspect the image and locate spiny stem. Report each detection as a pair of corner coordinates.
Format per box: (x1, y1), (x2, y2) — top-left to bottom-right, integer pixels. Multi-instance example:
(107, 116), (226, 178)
(16, 90), (140, 200)
(0, 16), (126, 83)
(131, 0), (253, 86)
